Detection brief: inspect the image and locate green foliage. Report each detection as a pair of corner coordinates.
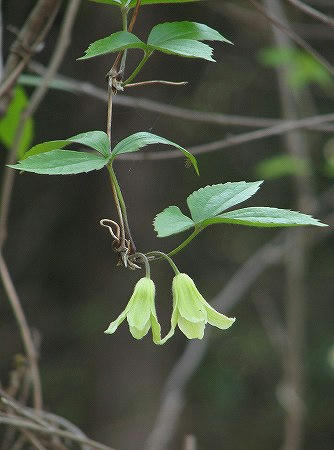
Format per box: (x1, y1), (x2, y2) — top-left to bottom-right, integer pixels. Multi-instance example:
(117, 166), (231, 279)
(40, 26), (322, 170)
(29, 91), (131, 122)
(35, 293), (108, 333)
(187, 181), (262, 223)
(78, 31), (147, 60)
(8, 150), (108, 175)
(256, 154), (309, 179)
(9, 130), (198, 176)
(154, 181), (327, 237)
(23, 131), (110, 159)
(79, 22), (231, 62)
(147, 22), (231, 61)
(205, 207), (326, 228)
(111, 131), (199, 173)
(153, 206), (195, 237)
(259, 47), (333, 89)
(0, 86), (33, 158)
(90, 0), (200, 7)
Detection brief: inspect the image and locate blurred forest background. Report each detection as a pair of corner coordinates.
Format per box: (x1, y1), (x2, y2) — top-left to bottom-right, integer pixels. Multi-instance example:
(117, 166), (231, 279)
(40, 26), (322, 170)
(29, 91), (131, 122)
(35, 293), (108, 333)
(0, 0), (333, 449)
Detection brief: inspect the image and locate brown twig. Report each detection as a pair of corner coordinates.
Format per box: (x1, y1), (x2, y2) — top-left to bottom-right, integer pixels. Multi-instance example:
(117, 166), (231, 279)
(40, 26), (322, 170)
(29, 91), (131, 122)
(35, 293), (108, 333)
(0, 0), (81, 412)
(115, 112), (334, 161)
(263, 2), (316, 448)
(0, 416), (114, 450)
(25, 65), (334, 132)
(0, 254), (42, 411)
(248, 0), (334, 76)
(124, 80), (188, 88)
(0, 0), (62, 105)
(285, 0), (334, 28)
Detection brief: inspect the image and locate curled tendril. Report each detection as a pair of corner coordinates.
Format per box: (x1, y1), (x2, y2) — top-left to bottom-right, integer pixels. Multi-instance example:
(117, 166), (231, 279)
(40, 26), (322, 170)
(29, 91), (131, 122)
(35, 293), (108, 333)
(100, 219), (140, 270)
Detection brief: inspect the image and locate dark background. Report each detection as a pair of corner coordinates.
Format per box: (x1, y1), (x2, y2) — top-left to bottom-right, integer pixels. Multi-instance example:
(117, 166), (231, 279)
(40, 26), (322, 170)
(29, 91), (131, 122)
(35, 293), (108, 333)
(1, 1), (333, 449)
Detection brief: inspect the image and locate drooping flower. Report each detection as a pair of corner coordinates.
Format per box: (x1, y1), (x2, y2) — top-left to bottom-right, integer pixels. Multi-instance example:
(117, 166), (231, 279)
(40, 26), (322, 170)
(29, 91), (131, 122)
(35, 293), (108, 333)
(162, 273), (235, 342)
(105, 277), (161, 344)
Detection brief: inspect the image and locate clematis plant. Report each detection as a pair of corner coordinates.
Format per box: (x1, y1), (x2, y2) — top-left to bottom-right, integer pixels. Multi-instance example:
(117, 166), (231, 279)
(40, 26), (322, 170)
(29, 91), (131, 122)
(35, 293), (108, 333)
(6, 0), (328, 346)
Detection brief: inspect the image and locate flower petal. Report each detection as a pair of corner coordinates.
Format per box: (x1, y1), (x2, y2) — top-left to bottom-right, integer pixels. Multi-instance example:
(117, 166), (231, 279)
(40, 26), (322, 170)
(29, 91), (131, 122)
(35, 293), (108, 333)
(205, 303), (236, 330)
(127, 278), (154, 330)
(159, 304), (178, 345)
(129, 320), (151, 340)
(150, 313), (162, 344)
(178, 316), (205, 339)
(104, 308), (128, 334)
(173, 274), (207, 323)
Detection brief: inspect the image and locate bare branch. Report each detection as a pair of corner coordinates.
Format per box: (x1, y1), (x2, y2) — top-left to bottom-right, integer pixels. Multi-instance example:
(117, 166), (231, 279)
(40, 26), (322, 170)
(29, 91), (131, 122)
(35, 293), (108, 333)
(124, 80), (188, 88)
(0, 254), (42, 411)
(0, 416), (114, 450)
(285, 0), (334, 28)
(25, 66), (334, 132)
(0, 0), (62, 105)
(248, 0), (334, 76)
(118, 112), (334, 161)
(0, 0), (81, 412)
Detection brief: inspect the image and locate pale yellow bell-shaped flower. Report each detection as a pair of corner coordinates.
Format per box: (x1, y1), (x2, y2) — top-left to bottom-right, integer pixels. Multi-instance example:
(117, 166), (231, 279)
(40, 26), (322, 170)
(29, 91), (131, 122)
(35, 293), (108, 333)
(161, 273), (235, 342)
(105, 277), (161, 344)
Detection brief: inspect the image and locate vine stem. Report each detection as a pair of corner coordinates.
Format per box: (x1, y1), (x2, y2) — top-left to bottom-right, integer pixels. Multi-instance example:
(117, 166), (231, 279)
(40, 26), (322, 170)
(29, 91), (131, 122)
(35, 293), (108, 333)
(123, 51), (152, 86)
(106, 163), (127, 254)
(146, 251), (180, 275)
(167, 227), (202, 257)
(0, 253), (42, 411)
(107, 163), (136, 252)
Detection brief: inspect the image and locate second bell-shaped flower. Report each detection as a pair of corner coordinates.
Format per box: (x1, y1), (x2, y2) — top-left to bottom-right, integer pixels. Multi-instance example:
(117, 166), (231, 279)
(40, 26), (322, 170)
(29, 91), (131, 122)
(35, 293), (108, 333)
(105, 277), (161, 344)
(165, 273), (236, 341)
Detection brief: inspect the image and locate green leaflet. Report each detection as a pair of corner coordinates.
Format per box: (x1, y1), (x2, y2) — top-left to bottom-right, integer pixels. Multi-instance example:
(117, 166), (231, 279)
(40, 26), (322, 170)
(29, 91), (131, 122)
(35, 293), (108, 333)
(78, 31), (147, 60)
(8, 150), (109, 175)
(187, 181), (263, 223)
(0, 86), (34, 158)
(153, 181), (327, 238)
(204, 207), (327, 228)
(79, 21), (231, 62)
(111, 131), (199, 174)
(153, 206), (195, 237)
(23, 131), (110, 159)
(148, 21), (232, 61)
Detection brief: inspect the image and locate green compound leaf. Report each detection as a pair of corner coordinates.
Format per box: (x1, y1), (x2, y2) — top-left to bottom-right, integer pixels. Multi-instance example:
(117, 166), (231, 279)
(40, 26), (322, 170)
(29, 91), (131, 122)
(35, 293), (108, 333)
(187, 181), (263, 223)
(154, 206), (195, 237)
(23, 131), (110, 159)
(153, 181), (327, 239)
(147, 21), (231, 61)
(90, 0), (200, 7)
(0, 86), (34, 159)
(8, 150), (109, 175)
(204, 207), (328, 228)
(111, 131), (199, 174)
(78, 31), (147, 60)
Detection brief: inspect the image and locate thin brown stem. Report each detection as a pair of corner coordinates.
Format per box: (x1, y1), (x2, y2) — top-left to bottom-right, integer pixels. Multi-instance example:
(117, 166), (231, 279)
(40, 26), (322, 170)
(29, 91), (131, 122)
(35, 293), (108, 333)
(0, 416), (114, 450)
(0, 0), (81, 248)
(124, 80), (188, 88)
(248, 0), (334, 76)
(0, 253), (42, 410)
(0, 0), (80, 412)
(128, 0), (142, 33)
(0, 0), (61, 105)
(285, 0), (334, 28)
